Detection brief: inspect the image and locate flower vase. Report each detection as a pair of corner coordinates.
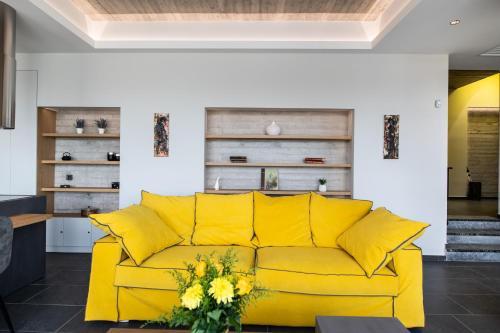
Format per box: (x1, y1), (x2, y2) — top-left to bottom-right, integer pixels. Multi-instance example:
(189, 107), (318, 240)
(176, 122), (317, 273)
(98, 128), (105, 134)
(266, 121), (281, 136)
(318, 184), (327, 192)
(76, 128), (83, 134)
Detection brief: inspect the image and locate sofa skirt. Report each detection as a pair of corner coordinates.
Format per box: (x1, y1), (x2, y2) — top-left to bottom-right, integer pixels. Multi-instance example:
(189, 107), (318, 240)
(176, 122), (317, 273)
(115, 287), (394, 327)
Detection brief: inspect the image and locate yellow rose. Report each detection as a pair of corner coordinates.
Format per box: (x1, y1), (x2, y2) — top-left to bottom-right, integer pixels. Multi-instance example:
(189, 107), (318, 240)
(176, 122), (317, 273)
(208, 277), (234, 304)
(214, 262), (224, 275)
(195, 260), (207, 277)
(236, 276), (253, 296)
(181, 283), (203, 310)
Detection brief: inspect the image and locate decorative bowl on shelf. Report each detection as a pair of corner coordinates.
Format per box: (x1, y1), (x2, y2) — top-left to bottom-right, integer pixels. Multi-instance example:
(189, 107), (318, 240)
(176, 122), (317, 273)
(265, 121), (281, 136)
(81, 207), (99, 217)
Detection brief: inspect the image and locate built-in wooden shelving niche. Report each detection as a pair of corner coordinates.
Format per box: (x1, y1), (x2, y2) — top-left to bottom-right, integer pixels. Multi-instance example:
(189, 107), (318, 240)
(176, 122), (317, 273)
(37, 107), (121, 214)
(204, 107), (354, 197)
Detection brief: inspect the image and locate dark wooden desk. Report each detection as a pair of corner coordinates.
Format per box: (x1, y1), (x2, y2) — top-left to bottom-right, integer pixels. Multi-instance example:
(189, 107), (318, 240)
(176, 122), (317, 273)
(0, 195), (48, 297)
(316, 316), (409, 333)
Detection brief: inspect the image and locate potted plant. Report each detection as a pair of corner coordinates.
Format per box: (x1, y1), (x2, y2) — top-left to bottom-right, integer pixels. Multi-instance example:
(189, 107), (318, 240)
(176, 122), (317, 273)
(75, 119), (85, 134)
(95, 118), (108, 134)
(148, 250), (263, 333)
(318, 178), (327, 192)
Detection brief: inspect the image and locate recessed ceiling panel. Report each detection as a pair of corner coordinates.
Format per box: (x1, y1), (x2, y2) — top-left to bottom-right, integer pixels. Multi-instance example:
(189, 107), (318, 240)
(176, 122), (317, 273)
(72, 0), (393, 21)
(482, 45), (500, 56)
(30, 0), (417, 49)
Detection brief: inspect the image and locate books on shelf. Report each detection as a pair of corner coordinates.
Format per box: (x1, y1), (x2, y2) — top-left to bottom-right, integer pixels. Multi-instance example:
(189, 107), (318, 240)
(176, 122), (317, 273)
(230, 156), (247, 163)
(304, 157), (326, 164)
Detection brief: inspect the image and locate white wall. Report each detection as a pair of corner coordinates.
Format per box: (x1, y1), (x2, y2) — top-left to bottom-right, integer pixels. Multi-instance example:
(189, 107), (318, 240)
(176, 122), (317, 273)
(0, 70), (38, 195)
(16, 53), (448, 255)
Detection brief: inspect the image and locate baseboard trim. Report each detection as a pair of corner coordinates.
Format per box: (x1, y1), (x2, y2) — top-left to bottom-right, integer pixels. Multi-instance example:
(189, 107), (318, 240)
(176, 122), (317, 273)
(46, 246), (92, 253)
(423, 255), (446, 262)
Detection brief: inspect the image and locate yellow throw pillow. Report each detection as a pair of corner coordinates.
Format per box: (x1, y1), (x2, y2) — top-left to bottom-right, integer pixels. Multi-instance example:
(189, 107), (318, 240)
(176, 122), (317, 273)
(90, 205), (182, 266)
(192, 192), (254, 247)
(310, 192), (373, 248)
(140, 191), (195, 245)
(337, 207), (429, 277)
(254, 192), (313, 247)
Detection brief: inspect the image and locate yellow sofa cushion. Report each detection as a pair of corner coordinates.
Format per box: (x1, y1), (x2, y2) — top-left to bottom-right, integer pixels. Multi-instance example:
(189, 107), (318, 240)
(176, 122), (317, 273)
(310, 193), (373, 248)
(140, 191), (195, 245)
(337, 207), (429, 277)
(90, 205), (182, 266)
(256, 247), (398, 296)
(115, 245), (256, 290)
(192, 192), (254, 247)
(253, 192), (313, 247)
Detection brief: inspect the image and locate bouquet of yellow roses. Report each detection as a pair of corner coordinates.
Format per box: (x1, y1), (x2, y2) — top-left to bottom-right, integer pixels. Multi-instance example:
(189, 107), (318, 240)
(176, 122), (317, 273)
(153, 249), (262, 333)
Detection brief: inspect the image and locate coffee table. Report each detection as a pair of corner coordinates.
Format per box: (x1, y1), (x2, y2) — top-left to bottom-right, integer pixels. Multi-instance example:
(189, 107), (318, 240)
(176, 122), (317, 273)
(316, 316), (410, 333)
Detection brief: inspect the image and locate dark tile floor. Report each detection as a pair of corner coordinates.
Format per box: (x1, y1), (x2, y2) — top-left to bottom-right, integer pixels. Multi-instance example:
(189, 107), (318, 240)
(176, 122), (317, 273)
(448, 198), (498, 218)
(2, 254), (500, 332)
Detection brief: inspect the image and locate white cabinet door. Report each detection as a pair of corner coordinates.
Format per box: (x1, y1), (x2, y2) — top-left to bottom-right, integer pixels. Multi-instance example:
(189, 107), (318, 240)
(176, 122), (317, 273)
(62, 218), (92, 247)
(91, 225), (107, 243)
(46, 218), (64, 247)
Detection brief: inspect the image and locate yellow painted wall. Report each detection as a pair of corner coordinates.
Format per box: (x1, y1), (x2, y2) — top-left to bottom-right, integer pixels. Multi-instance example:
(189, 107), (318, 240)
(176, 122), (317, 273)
(448, 74), (500, 197)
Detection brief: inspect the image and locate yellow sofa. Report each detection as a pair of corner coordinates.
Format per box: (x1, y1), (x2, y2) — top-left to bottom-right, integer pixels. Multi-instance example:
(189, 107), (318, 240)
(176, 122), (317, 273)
(85, 192), (425, 328)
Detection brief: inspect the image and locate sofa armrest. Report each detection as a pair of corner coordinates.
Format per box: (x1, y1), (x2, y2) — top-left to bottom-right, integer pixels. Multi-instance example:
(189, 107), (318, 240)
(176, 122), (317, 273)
(85, 235), (127, 321)
(387, 244), (424, 328)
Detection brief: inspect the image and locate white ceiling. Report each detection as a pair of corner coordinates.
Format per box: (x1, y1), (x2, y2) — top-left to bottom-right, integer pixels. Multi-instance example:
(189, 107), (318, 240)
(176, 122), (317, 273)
(5, 0), (500, 70)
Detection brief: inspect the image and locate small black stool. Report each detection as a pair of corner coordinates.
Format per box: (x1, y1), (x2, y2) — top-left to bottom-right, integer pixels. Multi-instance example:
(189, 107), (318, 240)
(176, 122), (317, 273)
(468, 182), (482, 201)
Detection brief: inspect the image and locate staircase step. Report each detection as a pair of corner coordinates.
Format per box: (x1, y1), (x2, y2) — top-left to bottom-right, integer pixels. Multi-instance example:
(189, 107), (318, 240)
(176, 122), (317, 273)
(446, 243), (500, 252)
(448, 228), (500, 236)
(447, 235), (500, 245)
(446, 243), (500, 262)
(447, 229), (500, 244)
(446, 251), (500, 262)
(448, 219), (500, 230)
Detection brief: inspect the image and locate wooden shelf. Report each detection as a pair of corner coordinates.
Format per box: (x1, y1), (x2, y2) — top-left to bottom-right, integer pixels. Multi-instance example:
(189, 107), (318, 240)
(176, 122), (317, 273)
(42, 133), (120, 139)
(205, 134), (351, 141)
(204, 108), (354, 199)
(41, 187), (119, 193)
(41, 160), (119, 165)
(205, 162), (351, 168)
(204, 189), (352, 196)
(10, 214), (53, 229)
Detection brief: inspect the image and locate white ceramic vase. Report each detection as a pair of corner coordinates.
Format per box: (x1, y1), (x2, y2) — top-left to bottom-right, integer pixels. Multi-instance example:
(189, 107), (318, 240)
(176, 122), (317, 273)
(318, 184), (327, 192)
(98, 128), (106, 134)
(76, 128), (83, 134)
(266, 121), (281, 136)
(214, 177), (221, 191)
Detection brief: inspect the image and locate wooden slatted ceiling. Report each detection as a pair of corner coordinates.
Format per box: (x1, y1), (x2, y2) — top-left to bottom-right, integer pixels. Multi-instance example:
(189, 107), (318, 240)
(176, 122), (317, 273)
(72, 0), (393, 21)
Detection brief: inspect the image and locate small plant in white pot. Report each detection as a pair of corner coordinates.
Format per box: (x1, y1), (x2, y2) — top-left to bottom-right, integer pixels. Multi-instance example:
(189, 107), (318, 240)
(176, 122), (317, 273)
(95, 118), (108, 134)
(75, 119), (85, 134)
(318, 178), (327, 192)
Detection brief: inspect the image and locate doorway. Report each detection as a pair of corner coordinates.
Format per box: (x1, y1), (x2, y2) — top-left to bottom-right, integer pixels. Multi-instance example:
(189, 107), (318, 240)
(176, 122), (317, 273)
(448, 71), (500, 218)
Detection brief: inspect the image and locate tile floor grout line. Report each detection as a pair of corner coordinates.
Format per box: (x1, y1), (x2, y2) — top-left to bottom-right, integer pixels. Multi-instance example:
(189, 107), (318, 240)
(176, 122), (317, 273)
(425, 293), (500, 296)
(446, 295), (474, 315)
(54, 307), (84, 333)
(30, 283), (89, 287)
(452, 314), (477, 333)
(20, 285), (52, 304)
(475, 278), (499, 293)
